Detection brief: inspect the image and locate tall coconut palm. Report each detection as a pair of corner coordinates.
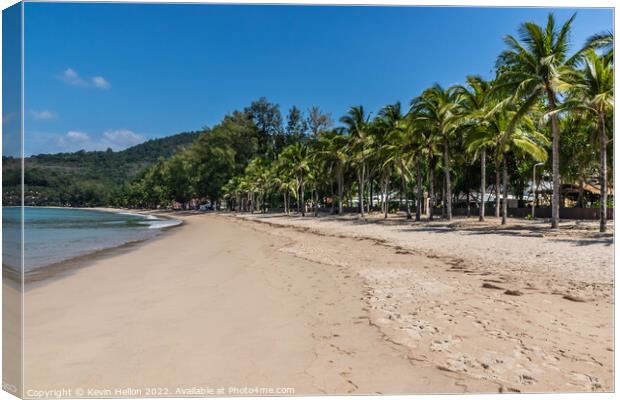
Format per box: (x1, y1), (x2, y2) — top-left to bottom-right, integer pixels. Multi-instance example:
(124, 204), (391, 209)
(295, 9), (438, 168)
(318, 129), (348, 215)
(280, 143), (310, 216)
(412, 84), (462, 221)
(455, 75), (494, 221)
(495, 13), (588, 229)
(272, 156), (297, 214)
(375, 103), (405, 219)
(385, 108), (424, 220)
(487, 108), (549, 225)
(558, 49), (614, 232)
(341, 106), (373, 217)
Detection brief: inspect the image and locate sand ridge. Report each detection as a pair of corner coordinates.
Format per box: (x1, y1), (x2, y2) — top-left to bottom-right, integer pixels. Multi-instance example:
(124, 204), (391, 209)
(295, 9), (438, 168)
(231, 212), (613, 393)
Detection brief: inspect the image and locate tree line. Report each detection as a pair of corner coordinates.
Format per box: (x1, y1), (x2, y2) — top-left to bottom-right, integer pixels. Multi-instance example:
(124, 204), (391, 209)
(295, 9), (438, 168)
(126, 14), (613, 232)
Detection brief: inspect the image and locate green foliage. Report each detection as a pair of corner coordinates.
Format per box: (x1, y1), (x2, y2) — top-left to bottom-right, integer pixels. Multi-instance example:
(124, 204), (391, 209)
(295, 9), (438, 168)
(2, 132), (200, 206)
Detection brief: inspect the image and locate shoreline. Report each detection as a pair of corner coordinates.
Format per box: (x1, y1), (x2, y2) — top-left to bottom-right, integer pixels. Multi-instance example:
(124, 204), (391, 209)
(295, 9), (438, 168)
(19, 211), (614, 393)
(3, 207), (184, 286)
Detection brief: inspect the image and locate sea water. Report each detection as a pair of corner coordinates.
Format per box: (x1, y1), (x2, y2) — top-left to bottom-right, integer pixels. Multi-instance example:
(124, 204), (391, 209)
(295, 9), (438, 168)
(2, 207), (181, 273)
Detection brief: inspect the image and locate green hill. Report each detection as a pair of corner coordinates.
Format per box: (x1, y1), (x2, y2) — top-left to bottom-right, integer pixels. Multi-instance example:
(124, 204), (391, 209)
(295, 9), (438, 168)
(2, 131), (201, 206)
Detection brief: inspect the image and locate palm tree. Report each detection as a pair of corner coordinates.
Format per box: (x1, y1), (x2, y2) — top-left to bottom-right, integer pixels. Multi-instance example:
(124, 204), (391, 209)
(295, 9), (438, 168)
(341, 106), (372, 217)
(585, 31), (614, 58)
(455, 76), (494, 222)
(495, 13), (587, 229)
(558, 49), (614, 232)
(375, 103), (405, 219)
(272, 156), (297, 214)
(385, 107), (424, 220)
(317, 129), (348, 215)
(280, 143), (310, 216)
(412, 84), (462, 221)
(489, 108), (549, 224)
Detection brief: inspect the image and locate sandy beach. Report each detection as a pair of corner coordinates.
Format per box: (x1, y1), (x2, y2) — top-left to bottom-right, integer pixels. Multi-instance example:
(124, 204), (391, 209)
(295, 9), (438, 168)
(20, 212), (613, 395)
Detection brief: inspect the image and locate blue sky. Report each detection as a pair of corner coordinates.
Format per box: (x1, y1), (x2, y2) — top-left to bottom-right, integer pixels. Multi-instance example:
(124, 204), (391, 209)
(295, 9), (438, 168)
(23, 3), (613, 155)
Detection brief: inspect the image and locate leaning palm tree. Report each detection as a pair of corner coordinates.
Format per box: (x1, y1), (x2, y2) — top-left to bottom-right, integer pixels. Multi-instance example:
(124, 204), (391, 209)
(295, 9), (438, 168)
(341, 106), (373, 217)
(412, 84), (462, 221)
(557, 49), (614, 232)
(495, 13), (588, 229)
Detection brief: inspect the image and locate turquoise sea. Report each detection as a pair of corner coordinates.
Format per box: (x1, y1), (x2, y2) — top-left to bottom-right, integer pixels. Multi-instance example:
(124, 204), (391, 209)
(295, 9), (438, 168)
(2, 207), (181, 273)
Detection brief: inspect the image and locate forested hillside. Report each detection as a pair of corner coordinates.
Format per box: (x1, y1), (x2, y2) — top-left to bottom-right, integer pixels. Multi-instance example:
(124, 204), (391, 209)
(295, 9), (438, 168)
(2, 131), (200, 206)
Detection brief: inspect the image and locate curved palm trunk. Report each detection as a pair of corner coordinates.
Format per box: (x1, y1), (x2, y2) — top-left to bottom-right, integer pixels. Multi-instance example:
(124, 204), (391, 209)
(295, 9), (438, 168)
(300, 175), (306, 217)
(546, 88), (560, 229)
(428, 156), (435, 221)
(495, 158), (501, 219)
(416, 158), (422, 222)
(401, 170), (412, 220)
(314, 189), (319, 217)
(383, 177), (389, 219)
(442, 133), (452, 220)
(357, 164), (365, 217)
(330, 181), (335, 215)
(599, 111), (608, 233)
(368, 176), (373, 214)
(502, 154), (508, 225)
(296, 182), (301, 214)
(338, 168), (344, 216)
(479, 147), (486, 222)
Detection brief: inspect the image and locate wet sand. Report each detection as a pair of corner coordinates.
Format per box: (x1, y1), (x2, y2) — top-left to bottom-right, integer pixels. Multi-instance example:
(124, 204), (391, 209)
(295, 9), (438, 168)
(20, 212), (613, 395)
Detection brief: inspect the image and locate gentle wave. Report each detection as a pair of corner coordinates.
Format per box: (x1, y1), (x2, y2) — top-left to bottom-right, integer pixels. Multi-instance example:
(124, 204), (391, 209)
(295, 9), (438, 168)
(2, 207), (183, 272)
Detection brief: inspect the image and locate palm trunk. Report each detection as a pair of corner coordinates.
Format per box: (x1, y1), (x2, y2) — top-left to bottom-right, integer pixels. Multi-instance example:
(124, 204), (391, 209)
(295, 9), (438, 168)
(479, 147), (486, 222)
(300, 176), (306, 217)
(599, 111), (608, 233)
(338, 168), (344, 215)
(357, 167), (365, 217)
(416, 158), (422, 221)
(502, 154), (508, 225)
(442, 133), (452, 220)
(495, 158), (501, 218)
(368, 176), (372, 214)
(401, 171), (411, 219)
(429, 157), (435, 221)
(296, 181), (301, 214)
(441, 175), (446, 219)
(546, 88), (560, 229)
(330, 181), (335, 215)
(384, 177), (389, 219)
(314, 189), (319, 217)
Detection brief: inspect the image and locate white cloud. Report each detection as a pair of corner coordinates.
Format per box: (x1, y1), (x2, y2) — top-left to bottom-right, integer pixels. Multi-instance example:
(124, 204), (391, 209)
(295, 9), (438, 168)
(53, 129), (146, 153)
(59, 67), (109, 90)
(103, 129), (145, 147)
(92, 76), (110, 90)
(55, 130), (92, 152)
(65, 130), (91, 141)
(30, 109), (56, 120)
(60, 68), (88, 87)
